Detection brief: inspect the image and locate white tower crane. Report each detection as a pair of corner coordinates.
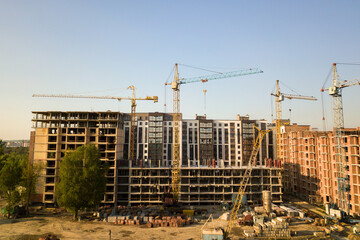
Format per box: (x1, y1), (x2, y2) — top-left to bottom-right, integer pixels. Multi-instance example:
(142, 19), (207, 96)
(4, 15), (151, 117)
(321, 63), (360, 214)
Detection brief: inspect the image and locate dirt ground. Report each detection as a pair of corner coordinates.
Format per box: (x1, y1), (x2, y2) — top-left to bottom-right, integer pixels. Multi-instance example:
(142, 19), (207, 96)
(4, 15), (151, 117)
(0, 211), (330, 240)
(0, 202), (225, 240)
(0, 197), (332, 240)
(0, 214), (206, 240)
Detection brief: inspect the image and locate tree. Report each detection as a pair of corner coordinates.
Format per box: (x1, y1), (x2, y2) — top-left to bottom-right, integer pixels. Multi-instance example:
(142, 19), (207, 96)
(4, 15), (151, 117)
(0, 139), (5, 156)
(21, 162), (42, 216)
(0, 153), (26, 218)
(0, 140), (5, 171)
(4, 146), (29, 155)
(56, 145), (107, 220)
(0, 150), (41, 217)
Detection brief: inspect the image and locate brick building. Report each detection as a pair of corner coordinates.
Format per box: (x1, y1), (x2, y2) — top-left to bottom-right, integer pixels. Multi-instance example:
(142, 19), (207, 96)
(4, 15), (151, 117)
(280, 124), (360, 215)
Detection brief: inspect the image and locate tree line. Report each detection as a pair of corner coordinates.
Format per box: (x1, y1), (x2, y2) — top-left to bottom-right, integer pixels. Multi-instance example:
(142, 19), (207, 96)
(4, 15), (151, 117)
(0, 139), (40, 217)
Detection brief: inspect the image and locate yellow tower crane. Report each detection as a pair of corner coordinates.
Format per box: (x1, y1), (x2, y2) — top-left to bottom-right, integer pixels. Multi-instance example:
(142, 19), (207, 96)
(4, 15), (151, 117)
(33, 86), (158, 161)
(165, 63), (264, 201)
(271, 80), (317, 162)
(224, 126), (271, 238)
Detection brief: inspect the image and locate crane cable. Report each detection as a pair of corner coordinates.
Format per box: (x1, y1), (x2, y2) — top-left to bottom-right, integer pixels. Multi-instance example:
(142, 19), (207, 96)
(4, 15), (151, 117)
(270, 94), (274, 122)
(321, 66), (334, 131)
(270, 82), (277, 122)
(276, 81), (303, 122)
(177, 63), (223, 74)
(279, 81), (302, 95)
(164, 65), (175, 113)
(321, 62), (360, 131)
(164, 84), (167, 113)
(336, 63), (360, 65)
(178, 63), (222, 116)
(203, 82), (207, 115)
(289, 100), (292, 123)
(321, 93), (327, 131)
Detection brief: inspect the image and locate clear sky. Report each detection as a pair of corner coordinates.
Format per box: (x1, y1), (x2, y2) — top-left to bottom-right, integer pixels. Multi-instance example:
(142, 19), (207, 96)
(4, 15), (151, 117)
(1, 0), (360, 140)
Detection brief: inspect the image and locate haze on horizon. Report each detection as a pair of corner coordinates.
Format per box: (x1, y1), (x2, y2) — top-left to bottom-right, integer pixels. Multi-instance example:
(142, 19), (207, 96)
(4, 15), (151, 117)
(1, 0), (360, 140)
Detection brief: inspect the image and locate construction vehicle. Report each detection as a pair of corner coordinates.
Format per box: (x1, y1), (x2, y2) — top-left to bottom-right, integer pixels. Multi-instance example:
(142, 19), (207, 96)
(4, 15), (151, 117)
(271, 80), (317, 162)
(321, 63), (360, 215)
(33, 86), (158, 160)
(224, 125), (271, 238)
(165, 63), (264, 202)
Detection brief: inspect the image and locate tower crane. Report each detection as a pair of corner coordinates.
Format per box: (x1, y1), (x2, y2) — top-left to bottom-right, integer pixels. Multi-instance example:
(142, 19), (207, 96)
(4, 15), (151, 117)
(165, 63), (264, 201)
(321, 63), (360, 214)
(271, 80), (317, 162)
(33, 86), (158, 161)
(224, 126), (271, 238)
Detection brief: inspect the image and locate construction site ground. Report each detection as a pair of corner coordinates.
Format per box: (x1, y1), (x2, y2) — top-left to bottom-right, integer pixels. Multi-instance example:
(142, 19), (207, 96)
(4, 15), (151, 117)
(284, 195), (327, 217)
(0, 201), (336, 240)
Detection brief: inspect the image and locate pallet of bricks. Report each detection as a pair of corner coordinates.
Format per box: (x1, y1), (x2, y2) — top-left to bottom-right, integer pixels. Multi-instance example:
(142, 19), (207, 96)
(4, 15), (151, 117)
(114, 216), (141, 225)
(147, 216), (192, 228)
(254, 217), (291, 238)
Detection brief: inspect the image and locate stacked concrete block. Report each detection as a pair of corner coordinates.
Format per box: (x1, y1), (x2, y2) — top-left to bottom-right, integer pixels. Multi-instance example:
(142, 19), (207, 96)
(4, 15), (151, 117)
(255, 218), (291, 238)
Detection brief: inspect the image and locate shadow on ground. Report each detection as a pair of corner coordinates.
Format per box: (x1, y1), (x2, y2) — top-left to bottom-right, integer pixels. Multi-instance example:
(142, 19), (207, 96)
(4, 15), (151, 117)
(0, 217), (47, 226)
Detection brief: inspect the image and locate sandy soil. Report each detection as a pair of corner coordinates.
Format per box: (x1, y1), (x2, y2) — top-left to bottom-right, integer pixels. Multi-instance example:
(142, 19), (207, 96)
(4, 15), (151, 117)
(0, 212), (330, 240)
(0, 212), (229, 240)
(291, 201), (326, 217)
(0, 197), (328, 240)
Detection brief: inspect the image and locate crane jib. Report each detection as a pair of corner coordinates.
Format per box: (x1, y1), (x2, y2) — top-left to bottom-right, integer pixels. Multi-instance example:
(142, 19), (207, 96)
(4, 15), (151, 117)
(178, 69), (264, 85)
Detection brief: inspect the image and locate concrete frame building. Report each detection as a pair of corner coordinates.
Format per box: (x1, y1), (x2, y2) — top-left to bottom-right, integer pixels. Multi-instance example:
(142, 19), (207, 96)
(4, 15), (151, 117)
(30, 111), (283, 207)
(30, 111), (125, 205)
(280, 124), (360, 215)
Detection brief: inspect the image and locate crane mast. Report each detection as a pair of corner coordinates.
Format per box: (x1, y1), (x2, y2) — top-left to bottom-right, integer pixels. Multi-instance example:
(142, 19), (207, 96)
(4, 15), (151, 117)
(321, 63), (360, 214)
(172, 64), (181, 201)
(225, 126), (271, 237)
(273, 80), (283, 162)
(332, 64), (348, 213)
(167, 63), (264, 201)
(128, 85), (136, 161)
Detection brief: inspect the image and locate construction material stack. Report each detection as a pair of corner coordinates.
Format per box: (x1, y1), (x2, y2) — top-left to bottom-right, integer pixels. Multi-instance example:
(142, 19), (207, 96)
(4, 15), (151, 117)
(254, 217), (291, 238)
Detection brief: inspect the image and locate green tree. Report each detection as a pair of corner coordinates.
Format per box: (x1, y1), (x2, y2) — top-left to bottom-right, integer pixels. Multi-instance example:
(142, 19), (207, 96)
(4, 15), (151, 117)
(4, 146), (29, 155)
(21, 162), (42, 216)
(0, 139), (5, 156)
(0, 153), (26, 217)
(56, 145), (107, 220)
(0, 140), (6, 171)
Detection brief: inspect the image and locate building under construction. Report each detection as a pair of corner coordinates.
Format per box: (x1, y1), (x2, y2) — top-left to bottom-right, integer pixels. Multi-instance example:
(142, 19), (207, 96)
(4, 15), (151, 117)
(279, 123), (360, 216)
(29, 111), (283, 207)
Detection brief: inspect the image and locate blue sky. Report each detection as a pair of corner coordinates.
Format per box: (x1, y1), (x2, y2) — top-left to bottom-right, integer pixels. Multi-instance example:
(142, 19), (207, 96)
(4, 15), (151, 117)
(1, 0), (360, 140)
